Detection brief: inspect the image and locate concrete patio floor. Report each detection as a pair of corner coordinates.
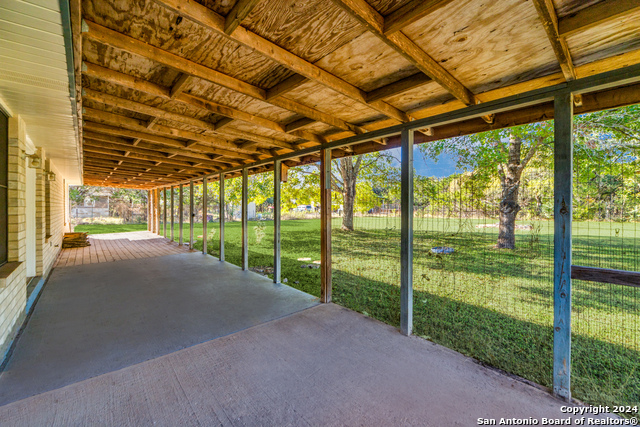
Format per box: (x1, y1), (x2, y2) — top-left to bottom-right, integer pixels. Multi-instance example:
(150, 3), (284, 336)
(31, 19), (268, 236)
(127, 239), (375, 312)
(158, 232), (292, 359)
(0, 235), (617, 426)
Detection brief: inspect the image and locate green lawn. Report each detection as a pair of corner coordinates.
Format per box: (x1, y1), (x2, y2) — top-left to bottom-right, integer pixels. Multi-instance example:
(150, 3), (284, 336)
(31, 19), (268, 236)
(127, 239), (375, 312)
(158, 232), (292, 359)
(80, 217), (639, 410)
(74, 223), (148, 234)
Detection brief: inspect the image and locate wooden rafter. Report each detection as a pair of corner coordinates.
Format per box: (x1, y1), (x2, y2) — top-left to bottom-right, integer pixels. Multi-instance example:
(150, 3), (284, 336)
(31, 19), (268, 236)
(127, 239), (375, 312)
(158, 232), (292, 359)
(328, 0), (477, 107)
(82, 107), (256, 161)
(531, 0), (577, 81)
(225, 0), (261, 34)
(558, 0), (640, 37)
(170, 73), (191, 99)
(266, 74), (308, 100)
(366, 73), (432, 103)
(82, 88), (298, 151)
(149, 0), (411, 122)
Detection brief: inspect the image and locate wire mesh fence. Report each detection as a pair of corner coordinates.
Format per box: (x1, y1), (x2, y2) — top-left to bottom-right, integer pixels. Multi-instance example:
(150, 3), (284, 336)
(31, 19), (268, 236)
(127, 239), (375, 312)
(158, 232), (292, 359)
(222, 174), (243, 267)
(247, 171), (274, 277)
(279, 164), (321, 296)
(331, 153), (402, 325)
(572, 145), (639, 408)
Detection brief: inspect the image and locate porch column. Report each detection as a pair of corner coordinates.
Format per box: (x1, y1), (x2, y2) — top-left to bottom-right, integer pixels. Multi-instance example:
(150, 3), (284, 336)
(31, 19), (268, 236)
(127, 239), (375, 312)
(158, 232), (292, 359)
(147, 190), (152, 232)
(170, 186), (175, 242)
(219, 173), (225, 262)
(400, 128), (414, 336)
(163, 188), (167, 238)
(189, 181), (194, 250)
(179, 184), (184, 246)
(273, 160), (281, 283)
(553, 92), (573, 400)
(154, 188), (159, 234)
(242, 168), (248, 270)
(202, 177), (208, 255)
(320, 148), (331, 303)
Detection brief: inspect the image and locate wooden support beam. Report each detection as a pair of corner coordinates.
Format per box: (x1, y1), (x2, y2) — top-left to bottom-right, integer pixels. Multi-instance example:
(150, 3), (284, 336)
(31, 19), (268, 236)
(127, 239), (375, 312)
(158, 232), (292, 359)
(202, 177), (208, 255)
(82, 107), (255, 161)
(163, 188), (167, 238)
(219, 172), (225, 262)
(400, 128), (414, 336)
(285, 118), (316, 133)
(241, 168), (248, 270)
(329, 0), (477, 107)
(170, 73), (191, 98)
(366, 73), (432, 103)
(531, 0), (577, 81)
(189, 180), (194, 250)
(170, 186), (175, 241)
(149, 1), (410, 122)
(571, 265), (640, 288)
(553, 92), (573, 401)
(558, 0), (640, 37)
(383, 0), (454, 35)
(273, 159), (281, 284)
(225, 0), (261, 34)
(179, 184), (184, 246)
(83, 144), (214, 170)
(266, 74), (308, 100)
(320, 148), (332, 303)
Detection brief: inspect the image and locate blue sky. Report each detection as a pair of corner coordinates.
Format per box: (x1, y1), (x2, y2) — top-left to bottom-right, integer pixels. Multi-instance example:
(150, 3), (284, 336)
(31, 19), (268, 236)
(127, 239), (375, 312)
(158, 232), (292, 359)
(386, 147), (460, 178)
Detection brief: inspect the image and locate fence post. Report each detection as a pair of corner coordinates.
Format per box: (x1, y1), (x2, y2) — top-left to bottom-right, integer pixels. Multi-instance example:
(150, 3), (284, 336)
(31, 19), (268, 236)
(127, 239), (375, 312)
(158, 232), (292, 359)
(170, 186), (175, 242)
(242, 168), (248, 270)
(179, 184), (184, 246)
(274, 160), (281, 283)
(320, 148), (332, 303)
(553, 91), (573, 400)
(220, 173), (225, 262)
(189, 181), (194, 250)
(203, 177), (208, 255)
(400, 128), (414, 336)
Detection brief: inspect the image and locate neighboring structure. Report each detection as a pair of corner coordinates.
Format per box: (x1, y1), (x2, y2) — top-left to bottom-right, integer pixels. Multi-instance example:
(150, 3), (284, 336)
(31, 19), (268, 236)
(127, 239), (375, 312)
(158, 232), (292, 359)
(71, 193), (110, 218)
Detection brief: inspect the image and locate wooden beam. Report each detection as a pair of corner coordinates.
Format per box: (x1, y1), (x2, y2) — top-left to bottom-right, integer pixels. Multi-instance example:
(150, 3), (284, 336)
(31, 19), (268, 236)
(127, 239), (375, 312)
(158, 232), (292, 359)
(150, 1), (410, 122)
(83, 88), (219, 132)
(82, 107), (254, 160)
(571, 265), (640, 288)
(383, 0), (454, 35)
(82, 19), (265, 99)
(83, 142), (217, 170)
(225, 0), (261, 34)
(531, 0), (577, 81)
(320, 148), (332, 303)
(553, 92), (573, 401)
(558, 0), (640, 37)
(266, 74), (308, 100)
(170, 73), (191, 98)
(366, 73), (432, 103)
(330, 0), (477, 107)
(285, 118), (316, 133)
(83, 88), (298, 151)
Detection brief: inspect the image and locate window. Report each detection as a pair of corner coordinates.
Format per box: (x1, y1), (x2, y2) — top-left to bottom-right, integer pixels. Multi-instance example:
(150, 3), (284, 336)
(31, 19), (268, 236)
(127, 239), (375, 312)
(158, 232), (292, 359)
(0, 111), (8, 266)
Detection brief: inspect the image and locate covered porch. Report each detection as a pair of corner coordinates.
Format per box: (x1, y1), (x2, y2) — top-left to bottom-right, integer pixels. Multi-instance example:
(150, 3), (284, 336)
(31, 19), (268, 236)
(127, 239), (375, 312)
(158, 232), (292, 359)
(0, 233), (607, 425)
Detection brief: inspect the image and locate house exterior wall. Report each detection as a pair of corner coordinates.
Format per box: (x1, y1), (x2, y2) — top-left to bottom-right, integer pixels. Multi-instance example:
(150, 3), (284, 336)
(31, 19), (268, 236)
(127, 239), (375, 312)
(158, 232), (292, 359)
(0, 116), (69, 361)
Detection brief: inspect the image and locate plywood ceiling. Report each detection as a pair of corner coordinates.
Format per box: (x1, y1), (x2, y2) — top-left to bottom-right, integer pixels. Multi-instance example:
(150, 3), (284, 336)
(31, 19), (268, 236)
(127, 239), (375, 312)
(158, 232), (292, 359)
(74, 0), (640, 188)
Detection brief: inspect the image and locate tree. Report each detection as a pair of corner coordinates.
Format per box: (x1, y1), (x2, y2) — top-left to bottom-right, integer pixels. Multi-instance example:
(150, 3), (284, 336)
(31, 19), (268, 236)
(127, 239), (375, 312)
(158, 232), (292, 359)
(420, 122), (554, 249)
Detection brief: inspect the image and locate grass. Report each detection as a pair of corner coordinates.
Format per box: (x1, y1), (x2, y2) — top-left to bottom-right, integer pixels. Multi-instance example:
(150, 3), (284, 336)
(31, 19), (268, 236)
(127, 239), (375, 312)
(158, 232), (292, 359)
(74, 223), (148, 234)
(79, 217), (639, 410)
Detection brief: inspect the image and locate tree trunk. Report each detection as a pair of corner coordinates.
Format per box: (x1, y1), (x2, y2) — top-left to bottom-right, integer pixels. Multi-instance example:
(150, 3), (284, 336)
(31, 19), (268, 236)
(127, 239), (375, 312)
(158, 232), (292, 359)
(339, 157), (359, 231)
(497, 135), (524, 249)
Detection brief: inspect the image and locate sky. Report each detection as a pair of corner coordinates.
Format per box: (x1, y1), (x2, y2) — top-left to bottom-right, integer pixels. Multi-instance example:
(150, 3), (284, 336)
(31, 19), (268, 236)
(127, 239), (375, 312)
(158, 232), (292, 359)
(386, 147), (460, 178)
